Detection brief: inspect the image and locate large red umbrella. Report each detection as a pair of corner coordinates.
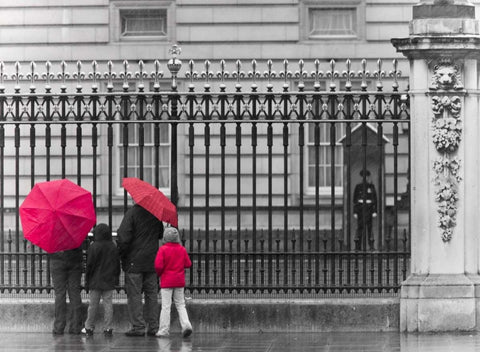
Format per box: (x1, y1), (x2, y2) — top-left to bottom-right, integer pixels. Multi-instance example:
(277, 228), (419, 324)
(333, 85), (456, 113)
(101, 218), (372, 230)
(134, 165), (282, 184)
(122, 177), (178, 227)
(19, 179), (96, 253)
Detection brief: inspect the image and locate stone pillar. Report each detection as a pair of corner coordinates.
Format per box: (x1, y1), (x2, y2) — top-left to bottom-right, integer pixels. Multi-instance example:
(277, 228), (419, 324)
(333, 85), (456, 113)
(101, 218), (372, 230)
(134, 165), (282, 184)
(392, 0), (480, 332)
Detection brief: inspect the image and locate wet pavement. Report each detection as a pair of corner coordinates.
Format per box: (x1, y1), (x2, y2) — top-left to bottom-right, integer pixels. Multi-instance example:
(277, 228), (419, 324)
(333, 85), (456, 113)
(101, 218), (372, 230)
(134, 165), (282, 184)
(0, 331), (480, 352)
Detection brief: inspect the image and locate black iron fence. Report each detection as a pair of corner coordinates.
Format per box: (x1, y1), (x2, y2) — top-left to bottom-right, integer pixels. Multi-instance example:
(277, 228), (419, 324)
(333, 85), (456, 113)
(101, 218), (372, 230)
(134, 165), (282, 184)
(0, 54), (410, 296)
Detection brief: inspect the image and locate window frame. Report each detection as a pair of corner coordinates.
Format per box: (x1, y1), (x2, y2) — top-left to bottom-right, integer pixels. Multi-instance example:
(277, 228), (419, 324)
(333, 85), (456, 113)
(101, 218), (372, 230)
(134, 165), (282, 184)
(108, 82), (172, 197)
(110, 0), (175, 42)
(299, 0), (365, 41)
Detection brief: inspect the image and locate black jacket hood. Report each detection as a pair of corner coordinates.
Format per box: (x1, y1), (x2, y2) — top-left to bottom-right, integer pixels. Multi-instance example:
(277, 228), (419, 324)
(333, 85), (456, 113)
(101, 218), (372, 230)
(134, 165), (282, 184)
(93, 223), (112, 242)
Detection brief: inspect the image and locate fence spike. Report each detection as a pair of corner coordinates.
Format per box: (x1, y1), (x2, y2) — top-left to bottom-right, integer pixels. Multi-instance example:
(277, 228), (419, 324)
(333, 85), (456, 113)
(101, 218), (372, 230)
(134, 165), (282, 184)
(326, 59), (338, 91)
(201, 59), (213, 86)
(89, 60), (100, 92)
(120, 60), (131, 90)
(248, 59), (260, 86)
(105, 61), (115, 90)
(42, 61), (54, 92)
(0, 61), (5, 91)
(216, 59), (229, 89)
(263, 59), (276, 88)
(13, 61), (22, 92)
(57, 61), (69, 92)
(279, 59), (291, 89)
(359, 59), (369, 91)
(311, 59), (323, 90)
(374, 58), (386, 91)
(295, 59), (306, 88)
(27, 61), (38, 92)
(343, 59), (354, 91)
(389, 59), (401, 91)
(73, 60), (84, 91)
(135, 60), (146, 91)
(232, 60), (244, 87)
(149, 60), (163, 92)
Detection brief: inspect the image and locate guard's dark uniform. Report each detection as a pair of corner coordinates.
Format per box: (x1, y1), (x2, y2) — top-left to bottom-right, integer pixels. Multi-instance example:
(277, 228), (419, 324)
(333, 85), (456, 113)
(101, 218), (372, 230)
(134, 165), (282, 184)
(353, 179), (377, 250)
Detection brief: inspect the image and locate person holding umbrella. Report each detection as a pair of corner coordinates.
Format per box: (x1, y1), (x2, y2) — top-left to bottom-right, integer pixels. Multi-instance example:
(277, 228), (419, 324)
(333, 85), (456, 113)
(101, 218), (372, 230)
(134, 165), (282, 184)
(19, 179), (97, 335)
(117, 204), (165, 336)
(118, 177), (178, 337)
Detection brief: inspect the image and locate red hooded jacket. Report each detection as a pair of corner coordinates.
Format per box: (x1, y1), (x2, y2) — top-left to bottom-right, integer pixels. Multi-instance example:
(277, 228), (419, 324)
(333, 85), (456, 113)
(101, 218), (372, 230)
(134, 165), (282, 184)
(154, 242), (192, 288)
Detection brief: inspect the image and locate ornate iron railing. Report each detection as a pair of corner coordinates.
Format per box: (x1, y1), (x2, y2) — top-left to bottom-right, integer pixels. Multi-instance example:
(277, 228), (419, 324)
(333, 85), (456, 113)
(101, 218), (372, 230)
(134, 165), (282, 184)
(0, 51), (410, 296)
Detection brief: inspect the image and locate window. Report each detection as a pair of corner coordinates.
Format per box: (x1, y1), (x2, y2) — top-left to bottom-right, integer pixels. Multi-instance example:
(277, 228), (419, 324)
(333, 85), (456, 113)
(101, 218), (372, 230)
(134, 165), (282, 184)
(309, 8), (357, 37)
(112, 83), (171, 193)
(120, 9), (167, 38)
(307, 124), (345, 193)
(110, 1), (175, 42)
(300, 0), (364, 40)
(118, 123), (170, 190)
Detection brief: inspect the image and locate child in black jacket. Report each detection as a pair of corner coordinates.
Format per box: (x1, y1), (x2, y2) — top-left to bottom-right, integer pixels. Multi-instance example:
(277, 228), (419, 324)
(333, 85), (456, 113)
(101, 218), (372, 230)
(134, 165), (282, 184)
(82, 223), (120, 336)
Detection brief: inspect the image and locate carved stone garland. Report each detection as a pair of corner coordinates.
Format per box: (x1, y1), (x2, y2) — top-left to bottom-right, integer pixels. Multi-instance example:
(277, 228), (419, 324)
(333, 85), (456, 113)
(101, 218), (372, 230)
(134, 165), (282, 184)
(430, 59), (463, 242)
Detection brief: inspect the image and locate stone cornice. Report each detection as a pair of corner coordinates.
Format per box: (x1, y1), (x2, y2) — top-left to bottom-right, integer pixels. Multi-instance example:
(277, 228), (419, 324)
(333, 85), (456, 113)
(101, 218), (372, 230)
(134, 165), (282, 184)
(391, 36), (480, 59)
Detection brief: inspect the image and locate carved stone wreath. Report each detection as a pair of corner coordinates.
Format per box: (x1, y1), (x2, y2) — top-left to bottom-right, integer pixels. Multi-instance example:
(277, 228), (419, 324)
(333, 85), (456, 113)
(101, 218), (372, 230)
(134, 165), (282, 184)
(430, 59), (463, 242)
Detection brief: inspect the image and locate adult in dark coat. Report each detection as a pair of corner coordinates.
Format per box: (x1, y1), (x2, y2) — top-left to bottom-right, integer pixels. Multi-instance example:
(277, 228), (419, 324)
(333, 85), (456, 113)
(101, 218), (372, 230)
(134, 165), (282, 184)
(117, 204), (164, 337)
(84, 223), (120, 335)
(50, 247), (83, 335)
(353, 169), (378, 250)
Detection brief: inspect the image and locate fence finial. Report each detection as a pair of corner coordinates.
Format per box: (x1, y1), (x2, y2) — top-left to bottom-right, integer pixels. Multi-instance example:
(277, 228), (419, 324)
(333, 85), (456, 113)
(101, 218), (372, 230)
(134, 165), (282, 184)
(248, 59), (260, 89)
(264, 59), (276, 89)
(279, 59), (292, 89)
(359, 59), (369, 91)
(104, 61), (115, 91)
(311, 59), (323, 90)
(389, 59), (401, 91)
(232, 60), (244, 89)
(13, 62), (22, 93)
(295, 59), (306, 89)
(343, 59), (354, 91)
(374, 59), (386, 91)
(27, 61), (38, 93)
(120, 60), (131, 91)
(0, 61), (5, 92)
(151, 59), (164, 91)
(167, 44), (182, 90)
(326, 59), (338, 91)
(89, 61), (100, 92)
(217, 59), (229, 90)
(136, 60), (147, 92)
(58, 61), (69, 93)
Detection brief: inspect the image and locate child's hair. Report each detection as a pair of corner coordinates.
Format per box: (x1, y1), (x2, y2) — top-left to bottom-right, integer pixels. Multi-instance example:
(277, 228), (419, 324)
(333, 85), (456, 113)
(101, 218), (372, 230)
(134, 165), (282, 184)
(163, 227), (180, 243)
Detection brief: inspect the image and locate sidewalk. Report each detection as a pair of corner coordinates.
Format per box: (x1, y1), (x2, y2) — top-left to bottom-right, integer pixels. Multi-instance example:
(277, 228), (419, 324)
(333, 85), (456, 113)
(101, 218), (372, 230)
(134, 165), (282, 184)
(0, 331), (479, 352)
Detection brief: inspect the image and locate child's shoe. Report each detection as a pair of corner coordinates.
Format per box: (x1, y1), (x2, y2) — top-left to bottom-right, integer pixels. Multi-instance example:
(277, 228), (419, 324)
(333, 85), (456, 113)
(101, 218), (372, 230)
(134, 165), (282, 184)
(182, 328), (192, 338)
(155, 331), (169, 338)
(81, 328), (94, 336)
(103, 329), (113, 336)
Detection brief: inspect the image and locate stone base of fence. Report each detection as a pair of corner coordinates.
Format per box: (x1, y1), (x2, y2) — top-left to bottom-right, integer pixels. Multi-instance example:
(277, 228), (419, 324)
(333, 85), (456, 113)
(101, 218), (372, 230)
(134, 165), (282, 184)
(0, 298), (399, 333)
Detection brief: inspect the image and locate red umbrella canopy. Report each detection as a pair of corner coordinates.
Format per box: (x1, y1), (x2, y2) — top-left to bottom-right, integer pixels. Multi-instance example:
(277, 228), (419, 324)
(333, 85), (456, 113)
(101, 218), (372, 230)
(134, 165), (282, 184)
(19, 179), (96, 253)
(122, 177), (178, 227)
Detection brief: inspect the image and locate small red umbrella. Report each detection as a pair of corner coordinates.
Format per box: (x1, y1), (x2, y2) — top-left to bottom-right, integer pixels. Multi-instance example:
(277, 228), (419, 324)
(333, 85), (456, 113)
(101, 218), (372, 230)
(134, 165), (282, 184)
(122, 177), (178, 227)
(19, 179), (96, 253)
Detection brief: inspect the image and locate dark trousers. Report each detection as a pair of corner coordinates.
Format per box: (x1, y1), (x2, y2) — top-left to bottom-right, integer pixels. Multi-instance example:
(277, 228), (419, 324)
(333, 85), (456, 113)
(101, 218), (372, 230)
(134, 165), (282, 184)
(124, 272), (159, 333)
(50, 258), (83, 334)
(355, 212), (374, 249)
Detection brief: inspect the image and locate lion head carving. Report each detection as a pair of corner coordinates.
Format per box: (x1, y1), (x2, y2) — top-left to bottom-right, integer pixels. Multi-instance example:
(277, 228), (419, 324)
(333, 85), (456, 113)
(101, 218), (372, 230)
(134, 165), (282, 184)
(431, 61), (463, 90)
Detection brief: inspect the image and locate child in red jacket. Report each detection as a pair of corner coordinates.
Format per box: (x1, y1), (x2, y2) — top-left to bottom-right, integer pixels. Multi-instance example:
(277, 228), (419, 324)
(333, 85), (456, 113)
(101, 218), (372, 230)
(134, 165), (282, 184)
(154, 227), (193, 338)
